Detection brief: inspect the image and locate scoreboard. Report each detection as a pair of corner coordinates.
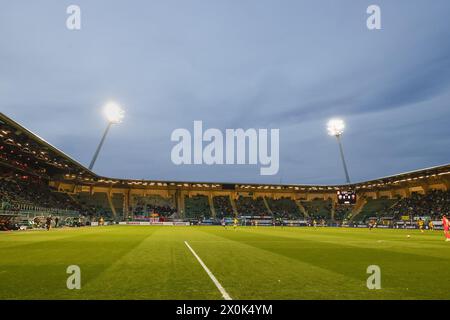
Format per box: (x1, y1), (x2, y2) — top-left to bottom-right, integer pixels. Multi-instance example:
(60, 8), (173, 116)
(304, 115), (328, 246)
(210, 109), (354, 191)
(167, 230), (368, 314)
(337, 190), (356, 205)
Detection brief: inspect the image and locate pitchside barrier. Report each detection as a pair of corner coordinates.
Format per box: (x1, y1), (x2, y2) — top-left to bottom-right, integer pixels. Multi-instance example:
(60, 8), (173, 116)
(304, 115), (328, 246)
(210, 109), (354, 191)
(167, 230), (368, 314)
(118, 221), (190, 226)
(341, 222), (444, 230)
(114, 220), (444, 229)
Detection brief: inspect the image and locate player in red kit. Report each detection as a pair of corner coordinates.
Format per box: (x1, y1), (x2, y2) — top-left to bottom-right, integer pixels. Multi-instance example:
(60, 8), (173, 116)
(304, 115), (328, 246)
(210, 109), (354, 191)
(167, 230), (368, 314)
(442, 215), (450, 242)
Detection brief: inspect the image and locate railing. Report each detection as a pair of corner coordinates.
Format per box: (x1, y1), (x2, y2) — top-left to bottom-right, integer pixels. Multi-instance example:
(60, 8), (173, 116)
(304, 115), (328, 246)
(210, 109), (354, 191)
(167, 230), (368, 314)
(0, 206), (79, 216)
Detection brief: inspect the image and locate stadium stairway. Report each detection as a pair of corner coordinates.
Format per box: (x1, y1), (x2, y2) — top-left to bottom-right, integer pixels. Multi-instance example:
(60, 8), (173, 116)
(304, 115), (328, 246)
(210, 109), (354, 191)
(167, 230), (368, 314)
(178, 193), (185, 218)
(331, 201), (336, 220)
(349, 196), (368, 221)
(229, 195), (239, 217)
(263, 197), (273, 216)
(208, 194), (216, 218)
(66, 193), (89, 212)
(295, 200), (309, 218)
(106, 192), (117, 220)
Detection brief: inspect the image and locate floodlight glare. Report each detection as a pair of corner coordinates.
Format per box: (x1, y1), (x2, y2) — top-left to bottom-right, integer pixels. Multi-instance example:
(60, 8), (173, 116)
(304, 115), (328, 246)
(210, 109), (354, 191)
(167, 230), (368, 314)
(89, 101), (125, 170)
(104, 102), (125, 124)
(327, 118), (351, 184)
(327, 118), (345, 136)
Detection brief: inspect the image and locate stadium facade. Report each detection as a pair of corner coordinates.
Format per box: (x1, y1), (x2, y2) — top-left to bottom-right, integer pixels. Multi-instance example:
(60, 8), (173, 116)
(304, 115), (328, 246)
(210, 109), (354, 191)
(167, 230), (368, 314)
(0, 112), (449, 222)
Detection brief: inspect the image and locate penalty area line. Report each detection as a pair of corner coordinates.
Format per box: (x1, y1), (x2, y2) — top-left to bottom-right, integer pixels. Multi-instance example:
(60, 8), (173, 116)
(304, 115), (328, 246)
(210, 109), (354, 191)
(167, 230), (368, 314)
(184, 241), (232, 300)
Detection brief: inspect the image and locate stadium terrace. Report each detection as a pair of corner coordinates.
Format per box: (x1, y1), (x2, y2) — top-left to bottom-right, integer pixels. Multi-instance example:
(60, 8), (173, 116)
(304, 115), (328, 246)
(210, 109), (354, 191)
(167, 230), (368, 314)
(0, 111), (449, 228)
(2, 111), (450, 301)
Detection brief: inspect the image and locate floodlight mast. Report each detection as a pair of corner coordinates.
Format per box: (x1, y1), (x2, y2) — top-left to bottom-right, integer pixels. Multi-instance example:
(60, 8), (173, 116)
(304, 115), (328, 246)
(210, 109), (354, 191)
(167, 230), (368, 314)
(88, 102), (124, 171)
(327, 119), (351, 184)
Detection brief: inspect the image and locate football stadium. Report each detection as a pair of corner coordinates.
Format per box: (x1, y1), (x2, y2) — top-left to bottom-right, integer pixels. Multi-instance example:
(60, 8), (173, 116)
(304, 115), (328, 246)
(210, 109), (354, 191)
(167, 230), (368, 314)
(1, 112), (449, 300)
(2, 1), (450, 310)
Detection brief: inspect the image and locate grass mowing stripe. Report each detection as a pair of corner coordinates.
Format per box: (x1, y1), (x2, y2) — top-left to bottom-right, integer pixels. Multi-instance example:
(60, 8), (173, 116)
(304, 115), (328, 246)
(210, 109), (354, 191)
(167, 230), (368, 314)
(0, 228), (115, 250)
(239, 227), (450, 260)
(194, 228), (368, 297)
(3, 226), (450, 299)
(184, 241), (232, 300)
(197, 227), (450, 298)
(0, 226), (158, 299)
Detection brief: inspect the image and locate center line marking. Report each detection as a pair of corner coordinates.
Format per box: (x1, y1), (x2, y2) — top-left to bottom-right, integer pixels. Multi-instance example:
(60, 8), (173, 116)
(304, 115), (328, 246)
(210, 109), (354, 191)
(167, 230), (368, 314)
(184, 241), (232, 300)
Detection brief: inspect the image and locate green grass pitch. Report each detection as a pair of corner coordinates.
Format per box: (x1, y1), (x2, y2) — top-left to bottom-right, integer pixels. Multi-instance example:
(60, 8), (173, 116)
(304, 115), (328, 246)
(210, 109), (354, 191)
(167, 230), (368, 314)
(1, 225), (450, 300)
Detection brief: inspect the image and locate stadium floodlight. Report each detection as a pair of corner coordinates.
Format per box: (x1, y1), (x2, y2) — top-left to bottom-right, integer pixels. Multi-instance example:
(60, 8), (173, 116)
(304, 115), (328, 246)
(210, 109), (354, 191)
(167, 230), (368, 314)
(327, 118), (351, 184)
(327, 118), (345, 137)
(104, 102), (125, 124)
(88, 102), (125, 170)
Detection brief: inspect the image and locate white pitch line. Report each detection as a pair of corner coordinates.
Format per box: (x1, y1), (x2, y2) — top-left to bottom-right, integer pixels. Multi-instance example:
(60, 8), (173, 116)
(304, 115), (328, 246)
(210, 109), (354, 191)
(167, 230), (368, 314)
(184, 241), (232, 300)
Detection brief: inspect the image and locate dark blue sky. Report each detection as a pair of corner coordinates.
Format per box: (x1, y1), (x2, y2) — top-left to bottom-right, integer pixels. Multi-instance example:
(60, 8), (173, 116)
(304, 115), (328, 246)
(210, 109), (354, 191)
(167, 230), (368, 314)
(1, 0), (449, 184)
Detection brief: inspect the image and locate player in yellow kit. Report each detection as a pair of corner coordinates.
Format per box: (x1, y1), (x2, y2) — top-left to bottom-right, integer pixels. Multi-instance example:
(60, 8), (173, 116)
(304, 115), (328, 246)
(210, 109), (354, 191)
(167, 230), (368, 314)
(417, 218), (425, 233)
(233, 218), (238, 230)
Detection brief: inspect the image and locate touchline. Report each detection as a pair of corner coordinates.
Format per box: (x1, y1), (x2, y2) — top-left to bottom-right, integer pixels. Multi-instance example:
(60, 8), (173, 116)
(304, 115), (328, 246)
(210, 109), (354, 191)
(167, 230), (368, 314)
(171, 121), (279, 175)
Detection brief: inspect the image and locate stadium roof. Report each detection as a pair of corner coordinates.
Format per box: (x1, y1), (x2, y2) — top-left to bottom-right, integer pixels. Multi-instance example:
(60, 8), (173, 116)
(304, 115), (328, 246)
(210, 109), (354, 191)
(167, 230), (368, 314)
(0, 112), (449, 191)
(0, 112), (94, 178)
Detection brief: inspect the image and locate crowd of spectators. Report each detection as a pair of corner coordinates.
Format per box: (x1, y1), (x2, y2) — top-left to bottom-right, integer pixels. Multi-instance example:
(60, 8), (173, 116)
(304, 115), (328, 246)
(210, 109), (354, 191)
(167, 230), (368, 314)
(213, 196), (234, 218)
(301, 199), (332, 220)
(266, 197), (301, 219)
(131, 195), (177, 217)
(133, 204), (176, 217)
(357, 197), (397, 222)
(0, 176), (81, 213)
(184, 195), (211, 219)
(387, 190), (450, 219)
(235, 196), (268, 216)
(334, 204), (352, 221)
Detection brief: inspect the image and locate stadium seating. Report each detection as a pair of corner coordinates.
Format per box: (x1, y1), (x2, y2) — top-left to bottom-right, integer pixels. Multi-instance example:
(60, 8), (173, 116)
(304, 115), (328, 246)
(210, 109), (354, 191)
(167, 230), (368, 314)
(0, 176), (81, 215)
(184, 195), (211, 219)
(334, 204), (353, 221)
(213, 196), (234, 217)
(2, 112), (450, 232)
(266, 197), (301, 219)
(356, 197), (398, 222)
(132, 195), (176, 217)
(112, 194), (124, 216)
(235, 196), (268, 216)
(300, 199), (332, 219)
(76, 192), (111, 217)
(386, 190), (450, 220)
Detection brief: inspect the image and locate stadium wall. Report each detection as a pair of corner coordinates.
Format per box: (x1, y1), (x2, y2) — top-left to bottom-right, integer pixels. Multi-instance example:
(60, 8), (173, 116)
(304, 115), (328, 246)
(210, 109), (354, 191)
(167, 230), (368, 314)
(50, 175), (449, 220)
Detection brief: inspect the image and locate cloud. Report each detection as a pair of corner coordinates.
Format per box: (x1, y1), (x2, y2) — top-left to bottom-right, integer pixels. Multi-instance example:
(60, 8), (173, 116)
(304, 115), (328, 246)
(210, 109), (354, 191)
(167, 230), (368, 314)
(0, 0), (449, 184)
